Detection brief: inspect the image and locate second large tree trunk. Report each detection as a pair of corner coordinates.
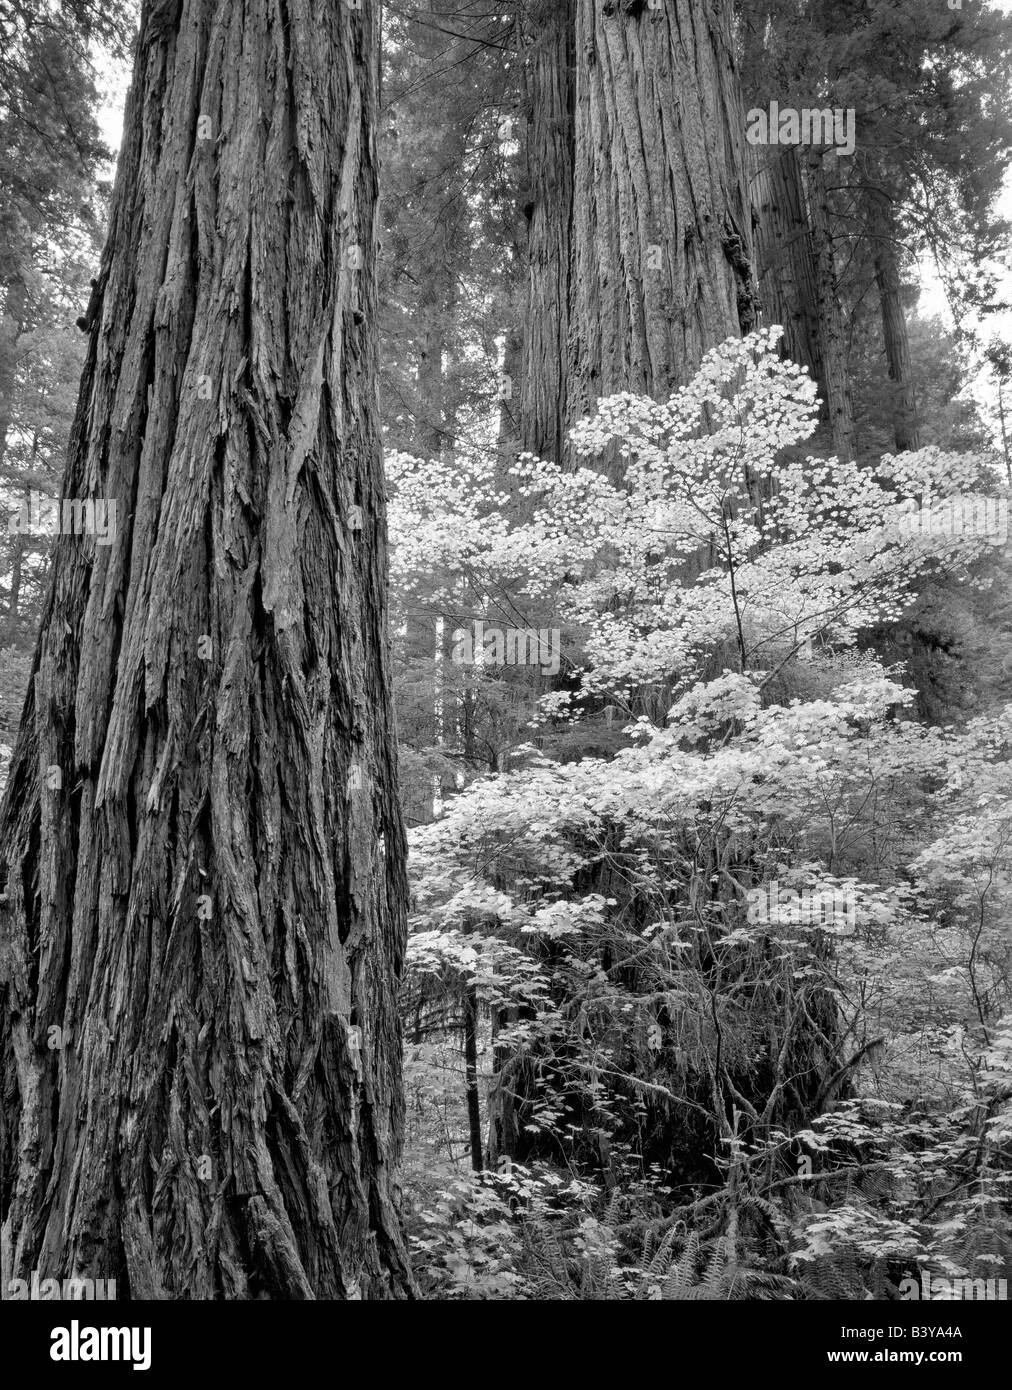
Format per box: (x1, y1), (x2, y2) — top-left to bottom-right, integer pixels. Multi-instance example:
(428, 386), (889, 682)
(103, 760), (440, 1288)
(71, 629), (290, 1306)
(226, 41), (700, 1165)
(805, 152), (857, 460)
(568, 0), (758, 432)
(752, 146), (825, 401)
(862, 179), (920, 453)
(517, 0), (575, 466)
(0, 0), (411, 1299)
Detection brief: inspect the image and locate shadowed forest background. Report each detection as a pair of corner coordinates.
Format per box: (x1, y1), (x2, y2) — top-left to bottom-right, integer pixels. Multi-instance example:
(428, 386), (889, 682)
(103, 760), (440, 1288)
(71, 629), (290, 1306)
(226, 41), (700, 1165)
(2, 0), (1012, 1302)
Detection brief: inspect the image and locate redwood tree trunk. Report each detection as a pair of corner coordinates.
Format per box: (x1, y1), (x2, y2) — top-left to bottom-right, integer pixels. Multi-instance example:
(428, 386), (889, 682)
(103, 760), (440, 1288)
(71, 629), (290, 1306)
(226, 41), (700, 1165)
(568, 0), (758, 429)
(863, 180), (920, 452)
(517, 0), (575, 466)
(0, 0), (411, 1299)
(488, 0), (760, 1160)
(414, 140), (464, 463)
(805, 151), (857, 459)
(752, 146), (825, 399)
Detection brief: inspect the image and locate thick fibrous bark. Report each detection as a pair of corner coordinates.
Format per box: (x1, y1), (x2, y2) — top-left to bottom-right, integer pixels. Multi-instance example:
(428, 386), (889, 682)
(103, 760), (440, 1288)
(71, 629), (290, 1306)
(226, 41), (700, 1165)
(517, 0), (575, 466)
(568, 0), (758, 426)
(805, 152), (856, 459)
(752, 146), (825, 396)
(515, 0), (757, 470)
(0, 0), (411, 1299)
(741, 3), (855, 454)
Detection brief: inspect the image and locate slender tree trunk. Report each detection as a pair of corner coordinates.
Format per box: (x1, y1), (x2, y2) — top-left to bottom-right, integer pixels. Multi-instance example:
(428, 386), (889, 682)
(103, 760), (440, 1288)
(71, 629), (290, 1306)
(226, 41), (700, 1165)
(4, 540), (23, 645)
(1, 282), (31, 652)
(4, 461), (34, 647)
(863, 181), (920, 452)
(417, 319), (448, 461)
(496, 322), (523, 475)
(401, 75), (469, 828)
(998, 380), (1012, 488)
(415, 182), (461, 461)
(0, 272), (27, 473)
(487, 1008), (527, 1168)
(0, 0), (411, 1299)
(805, 152), (856, 459)
(569, 0), (758, 434)
(463, 983), (483, 1172)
